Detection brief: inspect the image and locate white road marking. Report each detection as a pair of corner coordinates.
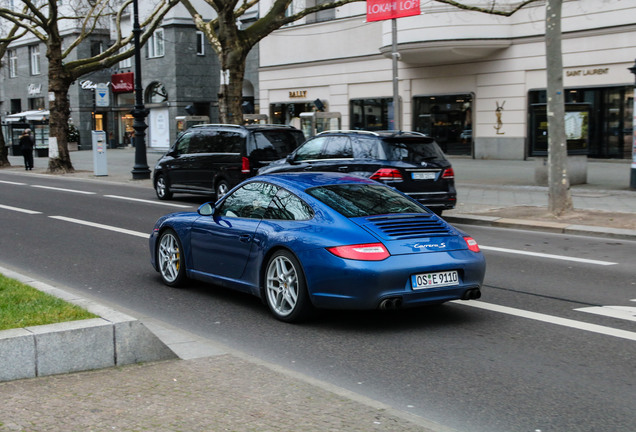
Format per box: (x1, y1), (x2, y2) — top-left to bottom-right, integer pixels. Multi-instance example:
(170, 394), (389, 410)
(453, 300), (636, 341)
(49, 216), (148, 238)
(0, 180), (27, 185)
(105, 195), (191, 208)
(0, 204), (42, 214)
(31, 185), (96, 195)
(480, 245), (617, 266)
(575, 306), (636, 322)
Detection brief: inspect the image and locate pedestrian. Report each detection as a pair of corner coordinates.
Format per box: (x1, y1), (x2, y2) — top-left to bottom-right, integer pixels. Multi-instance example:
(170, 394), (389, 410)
(19, 128), (35, 170)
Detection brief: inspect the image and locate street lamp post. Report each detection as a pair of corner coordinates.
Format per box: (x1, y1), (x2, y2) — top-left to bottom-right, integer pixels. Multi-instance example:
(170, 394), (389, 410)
(629, 59), (636, 189)
(130, 0), (151, 180)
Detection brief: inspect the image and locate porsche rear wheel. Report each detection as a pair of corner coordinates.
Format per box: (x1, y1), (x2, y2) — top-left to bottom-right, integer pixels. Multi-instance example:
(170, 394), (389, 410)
(264, 250), (312, 322)
(157, 229), (186, 287)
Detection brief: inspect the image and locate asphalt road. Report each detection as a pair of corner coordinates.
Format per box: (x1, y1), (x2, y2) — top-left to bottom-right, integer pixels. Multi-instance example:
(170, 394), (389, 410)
(1, 170), (634, 432)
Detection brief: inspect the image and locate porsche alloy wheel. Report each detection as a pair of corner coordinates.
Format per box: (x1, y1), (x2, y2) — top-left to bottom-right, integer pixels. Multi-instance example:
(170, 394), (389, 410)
(157, 229), (186, 287)
(265, 251), (312, 322)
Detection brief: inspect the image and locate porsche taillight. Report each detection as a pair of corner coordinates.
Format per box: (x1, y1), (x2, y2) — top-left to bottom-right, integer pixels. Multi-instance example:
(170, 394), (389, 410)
(464, 236), (480, 253)
(327, 243), (390, 261)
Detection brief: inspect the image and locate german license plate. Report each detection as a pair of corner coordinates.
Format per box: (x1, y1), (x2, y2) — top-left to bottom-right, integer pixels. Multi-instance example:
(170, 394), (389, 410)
(411, 172), (436, 180)
(411, 270), (459, 290)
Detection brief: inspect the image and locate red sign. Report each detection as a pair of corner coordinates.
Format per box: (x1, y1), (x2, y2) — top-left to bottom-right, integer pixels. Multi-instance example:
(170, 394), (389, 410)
(111, 72), (134, 93)
(366, 0), (420, 22)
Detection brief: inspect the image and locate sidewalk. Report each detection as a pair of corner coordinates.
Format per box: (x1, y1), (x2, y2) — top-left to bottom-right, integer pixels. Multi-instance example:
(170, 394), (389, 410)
(2, 149), (635, 432)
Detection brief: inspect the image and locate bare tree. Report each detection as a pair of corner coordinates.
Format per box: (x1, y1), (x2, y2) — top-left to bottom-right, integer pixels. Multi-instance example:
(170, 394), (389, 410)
(0, 17), (27, 167)
(180, 0), (365, 125)
(0, 0), (179, 173)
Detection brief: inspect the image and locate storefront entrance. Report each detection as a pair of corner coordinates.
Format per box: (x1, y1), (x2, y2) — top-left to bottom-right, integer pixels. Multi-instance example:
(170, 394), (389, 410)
(412, 94), (473, 156)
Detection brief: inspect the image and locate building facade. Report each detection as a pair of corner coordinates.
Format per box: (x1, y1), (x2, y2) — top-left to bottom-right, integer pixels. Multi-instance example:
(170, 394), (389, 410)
(258, 0), (635, 159)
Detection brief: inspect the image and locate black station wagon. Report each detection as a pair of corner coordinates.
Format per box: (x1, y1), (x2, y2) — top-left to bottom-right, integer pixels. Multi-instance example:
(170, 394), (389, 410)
(153, 124), (305, 200)
(258, 130), (456, 214)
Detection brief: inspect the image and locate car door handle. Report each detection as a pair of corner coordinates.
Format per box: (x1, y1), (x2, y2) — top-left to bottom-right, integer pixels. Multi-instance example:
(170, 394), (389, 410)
(303, 166), (313, 171)
(239, 234), (252, 243)
(338, 166), (349, 172)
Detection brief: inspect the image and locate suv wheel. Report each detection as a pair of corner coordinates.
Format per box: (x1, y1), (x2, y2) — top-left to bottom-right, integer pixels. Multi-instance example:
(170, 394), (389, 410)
(155, 174), (173, 200)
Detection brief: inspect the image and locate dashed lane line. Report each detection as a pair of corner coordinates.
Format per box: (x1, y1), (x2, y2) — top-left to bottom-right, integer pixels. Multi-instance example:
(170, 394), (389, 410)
(480, 245), (616, 266)
(0, 204), (42, 215)
(104, 195), (192, 208)
(49, 215), (148, 238)
(31, 185), (96, 195)
(454, 300), (636, 341)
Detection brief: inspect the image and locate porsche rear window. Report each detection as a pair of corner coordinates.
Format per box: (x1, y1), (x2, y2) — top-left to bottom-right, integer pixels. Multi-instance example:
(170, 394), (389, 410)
(307, 184), (427, 218)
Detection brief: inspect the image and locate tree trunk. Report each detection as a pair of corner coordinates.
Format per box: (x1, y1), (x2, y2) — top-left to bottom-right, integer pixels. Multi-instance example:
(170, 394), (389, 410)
(0, 125), (10, 167)
(46, 37), (74, 173)
(545, 0), (573, 215)
(218, 48), (248, 124)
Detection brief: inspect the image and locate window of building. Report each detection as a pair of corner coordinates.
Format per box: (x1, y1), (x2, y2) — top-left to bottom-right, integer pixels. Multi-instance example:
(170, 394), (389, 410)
(29, 45), (41, 75)
(147, 28), (165, 58)
(196, 31), (205, 55)
(145, 82), (168, 104)
(350, 98), (391, 131)
(8, 49), (17, 78)
(90, 41), (103, 57)
(119, 45), (132, 68)
(303, 0), (335, 23)
(11, 98), (22, 113)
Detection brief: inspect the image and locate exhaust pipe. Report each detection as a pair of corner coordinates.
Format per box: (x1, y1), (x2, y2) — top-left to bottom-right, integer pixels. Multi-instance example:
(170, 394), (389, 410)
(379, 297), (402, 310)
(461, 288), (481, 300)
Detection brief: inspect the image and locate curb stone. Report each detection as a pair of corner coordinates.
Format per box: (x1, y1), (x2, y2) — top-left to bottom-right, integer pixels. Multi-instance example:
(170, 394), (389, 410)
(0, 265), (177, 382)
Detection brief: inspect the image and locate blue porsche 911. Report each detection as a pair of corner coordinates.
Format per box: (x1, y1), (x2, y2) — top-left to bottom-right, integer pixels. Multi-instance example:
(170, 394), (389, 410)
(149, 172), (486, 322)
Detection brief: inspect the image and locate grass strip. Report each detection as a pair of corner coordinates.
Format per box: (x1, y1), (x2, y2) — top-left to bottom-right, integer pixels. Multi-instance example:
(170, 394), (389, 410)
(0, 273), (97, 331)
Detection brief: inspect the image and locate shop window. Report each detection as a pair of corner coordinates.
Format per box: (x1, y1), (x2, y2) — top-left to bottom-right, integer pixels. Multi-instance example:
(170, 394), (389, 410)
(412, 94), (472, 155)
(270, 102), (313, 125)
(528, 87), (631, 159)
(350, 98), (391, 131)
(28, 97), (45, 110)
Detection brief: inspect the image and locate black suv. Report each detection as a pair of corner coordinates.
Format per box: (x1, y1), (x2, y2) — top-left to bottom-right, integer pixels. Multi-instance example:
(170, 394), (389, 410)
(258, 130), (456, 214)
(153, 124), (305, 200)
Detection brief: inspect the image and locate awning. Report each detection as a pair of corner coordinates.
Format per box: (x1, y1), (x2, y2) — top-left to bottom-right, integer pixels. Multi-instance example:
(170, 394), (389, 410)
(3, 110), (50, 123)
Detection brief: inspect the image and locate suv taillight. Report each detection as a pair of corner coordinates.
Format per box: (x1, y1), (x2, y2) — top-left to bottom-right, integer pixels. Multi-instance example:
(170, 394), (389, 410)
(441, 167), (454, 179)
(241, 157), (250, 173)
(370, 168), (403, 181)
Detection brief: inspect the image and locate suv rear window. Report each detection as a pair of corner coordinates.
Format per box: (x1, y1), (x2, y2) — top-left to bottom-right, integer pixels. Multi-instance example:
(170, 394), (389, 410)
(252, 130), (305, 160)
(380, 138), (446, 163)
(307, 184), (426, 218)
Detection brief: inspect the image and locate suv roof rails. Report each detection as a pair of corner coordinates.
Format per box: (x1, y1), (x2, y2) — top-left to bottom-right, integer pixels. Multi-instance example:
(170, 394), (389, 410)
(190, 123), (298, 130)
(191, 123), (244, 129)
(374, 130), (430, 137)
(317, 130), (380, 136)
